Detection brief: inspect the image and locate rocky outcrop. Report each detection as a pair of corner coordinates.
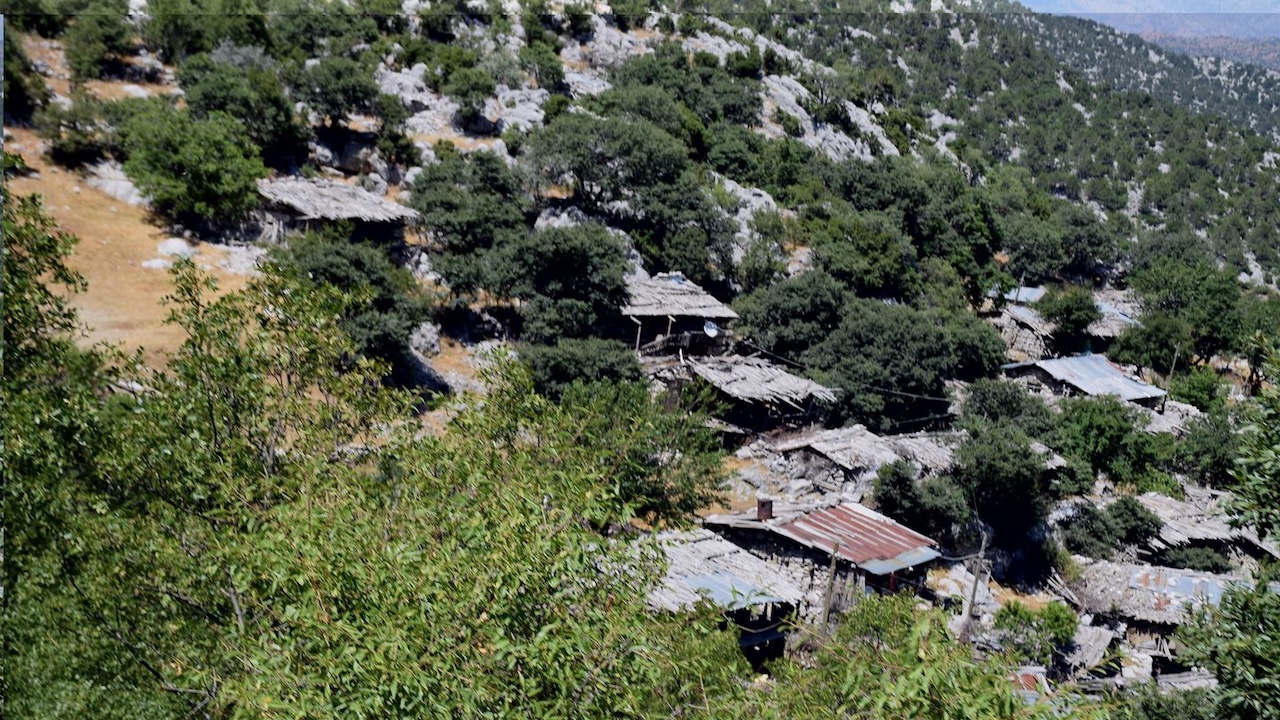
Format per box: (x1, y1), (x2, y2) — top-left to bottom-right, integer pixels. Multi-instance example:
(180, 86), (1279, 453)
(484, 85), (550, 132)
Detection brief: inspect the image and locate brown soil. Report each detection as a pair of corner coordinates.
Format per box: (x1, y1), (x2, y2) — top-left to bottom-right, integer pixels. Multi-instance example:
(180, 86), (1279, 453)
(7, 127), (249, 367)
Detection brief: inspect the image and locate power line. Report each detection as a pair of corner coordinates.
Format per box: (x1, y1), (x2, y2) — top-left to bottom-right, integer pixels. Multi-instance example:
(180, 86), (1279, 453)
(737, 339), (956, 404)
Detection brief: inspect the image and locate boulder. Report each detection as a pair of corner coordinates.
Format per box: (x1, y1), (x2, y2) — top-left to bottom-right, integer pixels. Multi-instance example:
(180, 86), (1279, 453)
(156, 238), (197, 258)
(409, 321), (442, 358)
(86, 161), (150, 207)
(563, 69), (612, 97)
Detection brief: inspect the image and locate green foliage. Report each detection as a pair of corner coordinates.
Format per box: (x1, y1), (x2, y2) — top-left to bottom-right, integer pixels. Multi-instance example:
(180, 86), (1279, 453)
(1034, 284), (1102, 354)
(873, 461), (971, 543)
(803, 300), (1005, 430)
(489, 224), (628, 342)
(373, 92), (418, 166)
(443, 66), (497, 127)
(178, 52), (308, 169)
(271, 228), (434, 388)
(556, 380), (726, 524)
(1170, 366), (1228, 414)
(954, 427), (1050, 543)
(1052, 396), (1171, 491)
(777, 109), (803, 137)
(34, 91), (108, 165)
(1179, 409), (1240, 488)
(1181, 583), (1280, 719)
(4, 29), (53, 123)
(611, 41), (762, 126)
(62, 0), (131, 81)
(960, 378), (1056, 437)
(1116, 686), (1220, 720)
(519, 41), (565, 90)
(1130, 259), (1243, 361)
(520, 338), (642, 400)
(734, 271), (850, 360)
(1231, 345), (1280, 537)
(144, 0), (270, 62)
(1109, 312), (1194, 375)
(1158, 546), (1233, 573)
(1061, 497), (1162, 560)
(121, 105), (266, 222)
(755, 594), (1064, 719)
(298, 55), (378, 125)
(993, 600), (1078, 666)
(408, 148), (528, 295)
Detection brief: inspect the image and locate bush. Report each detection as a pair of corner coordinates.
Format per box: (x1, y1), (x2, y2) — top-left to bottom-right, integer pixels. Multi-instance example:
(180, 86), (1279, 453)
(4, 29), (52, 123)
(442, 67), (497, 128)
(993, 600), (1078, 666)
(1108, 496), (1163, 546)
(271, 229), (433, 387)
(62, 1), (131, 81)
(520, 338), (642, 400)
(1170, 366), (1227, 413)
(1034, 284), (1101, 354)
(954, 429), (1049, 544)
(487, 225), (628, 343)
(1159, 546), (1233, 573)
(34, 92), (106, 165)
(1178, 410), (1238, 487)
(298, 56), (378, 126)
(1061, 497), (1163, 559)
(518, 43), (564, 90)
(873, 461), (970, 544)
(777, 109), (804, 137)
(122, 106), (266, 222)
(179, 53), (308, 169)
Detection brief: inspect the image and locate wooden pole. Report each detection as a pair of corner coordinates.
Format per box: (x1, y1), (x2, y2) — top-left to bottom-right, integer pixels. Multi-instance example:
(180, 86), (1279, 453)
(821, 541), (841, 633)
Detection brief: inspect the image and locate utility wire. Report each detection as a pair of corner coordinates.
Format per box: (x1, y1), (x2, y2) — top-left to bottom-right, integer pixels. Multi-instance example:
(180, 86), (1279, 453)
(737, 339), (957, 404)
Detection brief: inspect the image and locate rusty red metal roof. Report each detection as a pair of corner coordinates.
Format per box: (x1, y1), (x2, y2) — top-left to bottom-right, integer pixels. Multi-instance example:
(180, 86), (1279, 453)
(772, 503), (940, 575)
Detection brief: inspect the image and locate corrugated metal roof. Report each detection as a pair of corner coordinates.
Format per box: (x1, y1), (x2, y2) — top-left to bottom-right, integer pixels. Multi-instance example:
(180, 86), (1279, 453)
(686, 355), (838, 407)
(622, 272), (740, 319)
(773, 502), (941, 575)
(1078, 559), (1275, 625)
(648, 529), (805, 612)
(1009, 354), (1167, 402)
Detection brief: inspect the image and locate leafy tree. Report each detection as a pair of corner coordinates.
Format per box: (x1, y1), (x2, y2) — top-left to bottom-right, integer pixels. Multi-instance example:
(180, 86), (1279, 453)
(1109, 312), (1193, 376)
(1179, 409), (1239, 488)
(1181, 583), (1280, 719)
(407, 147), (528, 295)
(271, 228), (434, 388)
(520, 338), (642, 400)
(62, 0), (131, 81)
(873, 461), (971, 543)
(1052, 396), (1171, 491)
(443, 66), (497, 128)
(556, 380), (725, 524)
(4, 29), (52, 123)
(1130, 258), (1243, 361)
(34, 91), (108, 165)
(1060, 505), (1120, 559)
(960, 378), (1055, 437)
(1035, 284), (1101, 354)
(178, 52), (308, 169)
(993, 600), (1078, 667)
(267, 0), (378, 62)
(122, 105), (266, 222)
(144, 0), (269, 62)
(803, 300), (1004, 429)
(734, 270), (851, 361)
(954, 427), (1050, 543)
(1108, 496), (1163, 546)
(1117, 686), (1220, 720)
(1170, 366), (1228, 414)
(756, 593), (1067, 719)
(488, 225), (628, 342)
(373, 92), (418, 166)
(297, 55), (378, 126)
(1228, 345), (1280, 538)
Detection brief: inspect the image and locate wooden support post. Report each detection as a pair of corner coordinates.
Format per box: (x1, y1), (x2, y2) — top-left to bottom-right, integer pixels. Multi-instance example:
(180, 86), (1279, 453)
(821, 541), (841, 633)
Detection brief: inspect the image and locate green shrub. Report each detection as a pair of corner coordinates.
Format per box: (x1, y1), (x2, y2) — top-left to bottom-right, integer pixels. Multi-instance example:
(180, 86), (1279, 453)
(122, 106), (266, 222)
(1159, 546), (1233, 573)
(777, 109), (804, 137)
(520, 338), (642, 400)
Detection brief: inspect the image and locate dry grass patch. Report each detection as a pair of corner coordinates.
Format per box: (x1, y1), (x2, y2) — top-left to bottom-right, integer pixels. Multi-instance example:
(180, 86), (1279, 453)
(7, 128), (249, 367)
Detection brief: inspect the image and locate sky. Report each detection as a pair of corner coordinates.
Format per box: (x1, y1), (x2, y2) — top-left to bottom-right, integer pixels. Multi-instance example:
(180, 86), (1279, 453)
(1017, 0), (1280, 37)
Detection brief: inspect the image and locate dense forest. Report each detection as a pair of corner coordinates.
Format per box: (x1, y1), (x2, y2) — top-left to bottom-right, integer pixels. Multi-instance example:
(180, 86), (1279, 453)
(6, 0), (1280, 717)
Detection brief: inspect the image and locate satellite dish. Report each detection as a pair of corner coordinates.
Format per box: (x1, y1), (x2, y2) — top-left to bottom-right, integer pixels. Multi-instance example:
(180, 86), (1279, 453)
(704, 321), (721, 338)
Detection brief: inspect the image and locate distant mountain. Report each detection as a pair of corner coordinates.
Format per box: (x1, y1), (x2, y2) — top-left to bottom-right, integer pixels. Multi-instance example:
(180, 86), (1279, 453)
(1018, 0), (1280, 38)
(1143, 32), (1280, 71)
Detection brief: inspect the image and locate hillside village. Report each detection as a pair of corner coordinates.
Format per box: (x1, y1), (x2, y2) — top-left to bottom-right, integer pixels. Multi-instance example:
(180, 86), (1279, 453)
(8, 0), (1280, 717)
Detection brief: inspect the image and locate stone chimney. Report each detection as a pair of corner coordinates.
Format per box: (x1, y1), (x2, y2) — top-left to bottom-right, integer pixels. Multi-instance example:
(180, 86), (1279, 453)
(756, 498), (773, 521)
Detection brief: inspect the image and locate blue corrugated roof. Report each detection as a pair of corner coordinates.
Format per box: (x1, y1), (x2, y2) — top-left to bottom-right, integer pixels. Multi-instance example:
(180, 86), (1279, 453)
(1015, 354), (1166, 402)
